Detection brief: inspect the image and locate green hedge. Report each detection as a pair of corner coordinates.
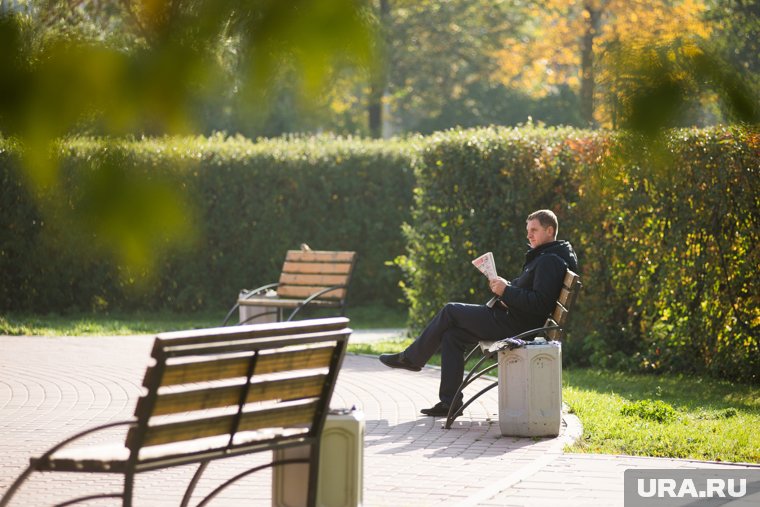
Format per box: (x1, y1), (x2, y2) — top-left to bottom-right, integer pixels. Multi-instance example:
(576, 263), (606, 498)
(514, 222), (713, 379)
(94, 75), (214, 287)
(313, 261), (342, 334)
(576, 127), (760, 383)
(397, 125), (758, 383)
(0, 134), (416, 313)
(2, 126), (757, 382)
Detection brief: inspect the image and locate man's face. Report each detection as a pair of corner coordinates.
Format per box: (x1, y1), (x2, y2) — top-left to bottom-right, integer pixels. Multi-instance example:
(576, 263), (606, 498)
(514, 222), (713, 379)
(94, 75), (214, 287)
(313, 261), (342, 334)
(526, 219), (555, 249)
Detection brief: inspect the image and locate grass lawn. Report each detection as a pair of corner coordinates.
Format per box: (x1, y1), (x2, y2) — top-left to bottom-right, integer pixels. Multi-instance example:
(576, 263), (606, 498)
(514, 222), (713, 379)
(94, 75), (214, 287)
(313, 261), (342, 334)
(0, 311), (223, 336)
(0, 304), (407, 336)
(563, 368), (760, 464)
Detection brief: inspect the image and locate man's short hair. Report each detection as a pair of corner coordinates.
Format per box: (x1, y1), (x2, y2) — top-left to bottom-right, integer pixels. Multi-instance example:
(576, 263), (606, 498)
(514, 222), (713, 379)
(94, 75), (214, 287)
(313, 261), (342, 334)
(527, 209), (558, 235)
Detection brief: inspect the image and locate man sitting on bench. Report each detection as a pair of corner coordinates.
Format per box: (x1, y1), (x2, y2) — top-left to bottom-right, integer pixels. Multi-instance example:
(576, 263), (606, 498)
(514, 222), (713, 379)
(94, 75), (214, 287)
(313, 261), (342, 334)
(379, 209), (579, 416)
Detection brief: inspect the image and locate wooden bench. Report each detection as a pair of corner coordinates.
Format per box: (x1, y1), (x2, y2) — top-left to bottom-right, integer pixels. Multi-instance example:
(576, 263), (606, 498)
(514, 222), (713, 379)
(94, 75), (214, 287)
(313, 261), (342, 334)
(444, 270), (582, 429)
(227, 249), (357, 324)
(0, 317), (352, 507)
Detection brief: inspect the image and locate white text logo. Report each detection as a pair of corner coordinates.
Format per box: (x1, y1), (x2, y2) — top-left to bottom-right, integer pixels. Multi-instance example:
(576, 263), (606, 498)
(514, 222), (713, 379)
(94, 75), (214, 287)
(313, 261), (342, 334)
(637, 478), (747, 499)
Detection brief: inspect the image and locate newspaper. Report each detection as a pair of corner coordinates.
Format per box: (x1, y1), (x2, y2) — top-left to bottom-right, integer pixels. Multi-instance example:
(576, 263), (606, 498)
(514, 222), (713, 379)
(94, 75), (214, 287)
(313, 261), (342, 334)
(471, 251), (497, 280)
(472, 252), (500, 308)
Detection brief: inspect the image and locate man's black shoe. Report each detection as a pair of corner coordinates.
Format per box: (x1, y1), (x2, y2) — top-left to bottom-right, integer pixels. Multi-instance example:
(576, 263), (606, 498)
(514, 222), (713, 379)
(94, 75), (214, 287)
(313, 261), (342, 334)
(420, 401), (463, 417)
(378, 352), (421, 372)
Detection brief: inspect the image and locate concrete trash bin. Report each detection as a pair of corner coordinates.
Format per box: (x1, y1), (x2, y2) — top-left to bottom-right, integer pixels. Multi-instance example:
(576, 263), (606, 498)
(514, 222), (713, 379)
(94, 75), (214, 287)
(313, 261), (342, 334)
(272, 408), (365, 507)
(498, 340), (562, 437)
(238, 290), (279, 324)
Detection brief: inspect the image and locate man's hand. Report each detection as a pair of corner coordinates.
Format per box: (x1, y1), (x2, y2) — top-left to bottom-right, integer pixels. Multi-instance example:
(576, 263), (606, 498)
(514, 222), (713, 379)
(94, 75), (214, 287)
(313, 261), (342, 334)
(489, 277), (509, 296)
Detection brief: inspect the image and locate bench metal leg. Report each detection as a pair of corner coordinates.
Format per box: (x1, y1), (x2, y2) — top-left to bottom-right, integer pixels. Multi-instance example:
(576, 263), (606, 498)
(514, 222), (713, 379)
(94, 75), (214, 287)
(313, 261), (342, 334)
(180, 460), (209, 507)
(444, 348), (498, 429)
(0, 464), (34, 507)
(195, 458), (311, 507)
(123, 470), (135, 507)
(306, 441), (321, 507)
(445, 381), (498, 429)
(54, 494), (123, 506)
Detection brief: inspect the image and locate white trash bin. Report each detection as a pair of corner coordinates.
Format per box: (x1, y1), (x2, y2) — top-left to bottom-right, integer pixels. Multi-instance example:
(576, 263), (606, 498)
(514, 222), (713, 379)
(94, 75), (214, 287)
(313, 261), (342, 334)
(498, 340), (562, 437)
(272, 408), (364, 507)
(238, 290), (278, 324)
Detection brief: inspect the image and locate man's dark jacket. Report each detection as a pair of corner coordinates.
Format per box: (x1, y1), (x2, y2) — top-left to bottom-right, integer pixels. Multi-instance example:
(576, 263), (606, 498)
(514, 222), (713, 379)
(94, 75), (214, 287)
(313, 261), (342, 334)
(499, 240), (578, 333)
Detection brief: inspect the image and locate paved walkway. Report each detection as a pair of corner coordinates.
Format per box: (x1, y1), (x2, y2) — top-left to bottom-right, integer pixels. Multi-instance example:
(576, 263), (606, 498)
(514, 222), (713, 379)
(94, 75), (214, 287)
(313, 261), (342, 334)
(0, 333), (756, 506)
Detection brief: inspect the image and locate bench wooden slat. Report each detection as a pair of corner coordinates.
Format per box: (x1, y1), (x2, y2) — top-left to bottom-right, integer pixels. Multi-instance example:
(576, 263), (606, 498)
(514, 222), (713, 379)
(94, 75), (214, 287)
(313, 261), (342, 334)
(147, 374), (326, 416)
(551, 302), (569, 327)
(277, 285), (346, 300)
(279, 273), (351, 286)
(281, 261), (353, 276)
(544, 318), (562, 340)
(563, 269), (579, 286)
(151, 345), (334, 387)
(153, 318), (349, 350)
(239, 297), (340, 308)
(145, 383), (244, 416)
(138, 400), (317, 447)
(245, 374), (326, 404)
(160, 329), (350, 357)
(154, 356), (249, 387)
(256, 346), (334, 375)
(563, 271), (581, 292)
(238, 400), (317, 433)
(557, 287), (572, 306)
(285, 250), (356, 263)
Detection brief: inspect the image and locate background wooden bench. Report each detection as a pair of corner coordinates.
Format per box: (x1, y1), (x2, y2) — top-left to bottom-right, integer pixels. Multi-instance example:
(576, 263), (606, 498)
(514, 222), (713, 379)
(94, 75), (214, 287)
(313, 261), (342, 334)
(0, 317), (351, 507)
(444, 270), (582, 429)
(229, 249), (357, 324)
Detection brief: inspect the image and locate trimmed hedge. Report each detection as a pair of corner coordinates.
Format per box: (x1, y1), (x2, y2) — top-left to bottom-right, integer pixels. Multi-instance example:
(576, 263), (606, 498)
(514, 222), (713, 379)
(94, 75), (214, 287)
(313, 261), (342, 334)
(2, 126), (757, 382)
(397, 125), (758, 383)
(577, 127), (760, 382)
(0, 134), (416, 313)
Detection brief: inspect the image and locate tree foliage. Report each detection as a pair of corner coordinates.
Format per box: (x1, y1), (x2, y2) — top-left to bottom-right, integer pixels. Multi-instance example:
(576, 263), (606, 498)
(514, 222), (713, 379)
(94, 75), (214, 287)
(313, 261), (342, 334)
(380, 0), (526, 133)
(491, 0), (749, 127)
(0, 0), (375, 273)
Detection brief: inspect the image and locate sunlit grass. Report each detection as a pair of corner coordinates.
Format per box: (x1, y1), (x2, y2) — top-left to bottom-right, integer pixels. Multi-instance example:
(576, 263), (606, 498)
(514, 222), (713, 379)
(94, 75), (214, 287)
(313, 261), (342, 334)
(348, 338), (414, 356)
(0, 304), (407, 336)
(563, 369), (760, 463)
(0, 311), (222, 336)
(241, 304), (407, 330)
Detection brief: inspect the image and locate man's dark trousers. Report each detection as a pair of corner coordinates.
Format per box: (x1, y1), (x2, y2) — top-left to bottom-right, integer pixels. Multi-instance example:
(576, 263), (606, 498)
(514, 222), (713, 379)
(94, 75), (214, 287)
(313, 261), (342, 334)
(403, 302), (517, 405)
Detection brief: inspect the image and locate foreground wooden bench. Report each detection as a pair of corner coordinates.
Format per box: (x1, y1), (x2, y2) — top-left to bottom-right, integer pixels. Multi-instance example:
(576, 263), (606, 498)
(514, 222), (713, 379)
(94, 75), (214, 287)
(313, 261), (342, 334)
(444, 270), (582, 429)
(228, 249), (357, 324)
(0, 317), (351, 507)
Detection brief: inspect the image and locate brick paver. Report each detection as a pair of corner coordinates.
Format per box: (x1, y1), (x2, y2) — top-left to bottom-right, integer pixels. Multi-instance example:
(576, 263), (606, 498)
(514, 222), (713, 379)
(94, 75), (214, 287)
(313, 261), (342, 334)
(1, 334), (757, 506)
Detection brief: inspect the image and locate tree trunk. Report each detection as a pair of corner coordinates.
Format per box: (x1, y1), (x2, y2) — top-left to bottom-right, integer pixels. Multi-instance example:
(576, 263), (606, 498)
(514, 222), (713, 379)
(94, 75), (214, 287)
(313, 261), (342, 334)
(369, 0), (389, 138)
(580, 2), (602, 127)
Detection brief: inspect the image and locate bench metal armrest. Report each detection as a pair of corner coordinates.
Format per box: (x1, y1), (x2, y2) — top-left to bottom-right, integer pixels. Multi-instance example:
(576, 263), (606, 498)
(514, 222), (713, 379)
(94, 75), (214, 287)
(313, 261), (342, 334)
(0, 419), (137, 507)
(35, 419), (137, 465)
(488, 324), (561, 353)
(222, 283), (281, 326)
(241, 283), (280, 300)
(286, 284), (347, 321)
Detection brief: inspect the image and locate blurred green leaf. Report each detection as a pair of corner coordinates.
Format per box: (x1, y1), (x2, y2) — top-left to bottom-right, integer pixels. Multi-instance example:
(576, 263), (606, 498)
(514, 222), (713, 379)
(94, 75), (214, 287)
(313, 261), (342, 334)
(619, 38), (760, 137)
(72, 155), (195, 269)
(0, 0), (376, 277)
